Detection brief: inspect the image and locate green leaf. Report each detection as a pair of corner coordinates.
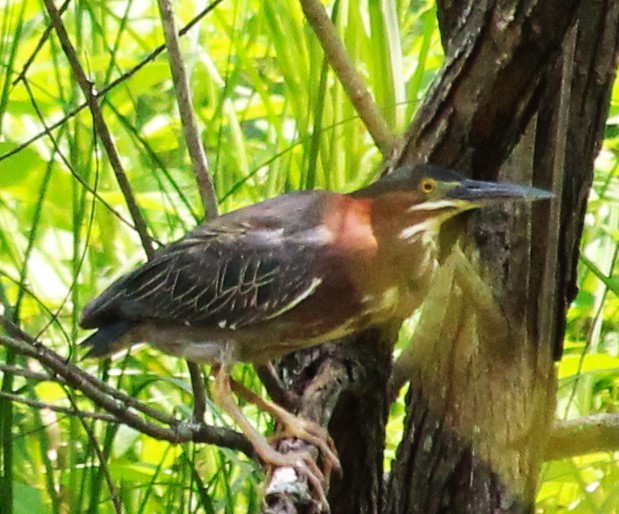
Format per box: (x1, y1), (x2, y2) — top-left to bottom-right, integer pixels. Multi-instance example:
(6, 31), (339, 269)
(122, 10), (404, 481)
(558, 354), (619, 379)
(580, 254), (619, 295)
(0, 143), (46, 189)
(13, 482), (47, 514)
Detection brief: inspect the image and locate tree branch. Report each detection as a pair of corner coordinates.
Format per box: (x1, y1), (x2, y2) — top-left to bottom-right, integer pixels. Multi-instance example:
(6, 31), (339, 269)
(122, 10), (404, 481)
(12, 0), (70, 85)
(299, 0), (399, 157)
(0, 391), (117, 423)
(546, 414), (619, 461)
(43, 0), (154, 258)
(3, 0), (225, 168)
(157, 0), (223, 424)
(157, 0), (219, 219)
(0, 333), (252, 456)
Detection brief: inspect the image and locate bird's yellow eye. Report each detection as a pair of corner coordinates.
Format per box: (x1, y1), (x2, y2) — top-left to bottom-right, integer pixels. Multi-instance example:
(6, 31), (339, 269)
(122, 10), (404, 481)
(420, 178), (436, 194)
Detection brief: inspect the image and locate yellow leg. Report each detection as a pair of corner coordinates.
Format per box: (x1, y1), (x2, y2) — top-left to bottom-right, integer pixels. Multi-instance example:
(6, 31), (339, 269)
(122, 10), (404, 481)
(229, 376), (340, 475)
(210, 365), (331, 508)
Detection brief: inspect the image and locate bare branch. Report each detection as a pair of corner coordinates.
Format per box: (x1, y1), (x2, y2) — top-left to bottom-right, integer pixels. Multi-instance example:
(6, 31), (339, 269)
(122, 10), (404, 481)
(299, 0), (399, 157)
(2, 315), (198, 427)
(546, 414), (619, 461)
(157, 0), (219, 219)
(0, 364), (63, 384)
(2, 0), (225, 167)
(0, 391), (117, 422)
(157, 0), (223, 422)
(20, 79), (137, 233)
(0, 334), (252, 456)
(42, 0), (154, 258)
(188, 361), (208, 422)
(12, 0), (70, 85)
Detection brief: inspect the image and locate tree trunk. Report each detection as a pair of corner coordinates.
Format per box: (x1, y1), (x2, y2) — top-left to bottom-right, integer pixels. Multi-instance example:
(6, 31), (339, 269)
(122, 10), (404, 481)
(387, 1), (619, 513)
(268, 0), (619, 512)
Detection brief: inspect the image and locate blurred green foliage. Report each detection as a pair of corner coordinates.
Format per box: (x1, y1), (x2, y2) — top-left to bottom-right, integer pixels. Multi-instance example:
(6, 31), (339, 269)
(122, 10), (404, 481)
(0, 1), (616, 513)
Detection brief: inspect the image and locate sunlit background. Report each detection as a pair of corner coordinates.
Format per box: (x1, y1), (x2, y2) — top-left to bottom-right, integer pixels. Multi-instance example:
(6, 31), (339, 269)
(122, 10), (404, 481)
(0, 1), (616, 512)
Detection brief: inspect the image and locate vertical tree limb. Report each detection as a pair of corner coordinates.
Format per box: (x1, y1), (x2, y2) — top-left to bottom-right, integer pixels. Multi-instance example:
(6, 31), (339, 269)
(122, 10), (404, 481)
(157, 0), (221, 424)
(42, 0), (154, 259)
(157, 0), (219, 220)
(387, 1), (618, 512)
(299, 0), (399, 157)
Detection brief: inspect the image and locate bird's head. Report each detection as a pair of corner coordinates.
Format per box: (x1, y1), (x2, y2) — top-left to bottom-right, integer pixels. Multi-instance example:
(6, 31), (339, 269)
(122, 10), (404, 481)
(353, 164), (552, 240)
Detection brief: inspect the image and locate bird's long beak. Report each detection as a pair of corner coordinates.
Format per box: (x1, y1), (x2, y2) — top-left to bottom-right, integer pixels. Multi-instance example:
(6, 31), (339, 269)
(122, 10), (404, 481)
(445, 178), (553, 205)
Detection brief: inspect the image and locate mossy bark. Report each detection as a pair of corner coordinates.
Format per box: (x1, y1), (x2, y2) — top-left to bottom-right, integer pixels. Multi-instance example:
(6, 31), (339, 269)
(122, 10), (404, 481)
(266, 1), (619, 512)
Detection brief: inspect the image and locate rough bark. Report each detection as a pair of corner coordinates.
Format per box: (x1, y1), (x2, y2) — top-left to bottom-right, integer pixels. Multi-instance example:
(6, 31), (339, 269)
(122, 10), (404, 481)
(266, 326), (397, 514)
(387, 1), (618, 513)
(400, 0), (581, 175)
(267, 0), (618, 512)
(533, 1), (619, 359)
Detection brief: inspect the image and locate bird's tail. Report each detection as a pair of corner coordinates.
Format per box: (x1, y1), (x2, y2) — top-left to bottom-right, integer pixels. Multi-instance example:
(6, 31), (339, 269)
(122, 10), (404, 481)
(81, 320), (137, 358)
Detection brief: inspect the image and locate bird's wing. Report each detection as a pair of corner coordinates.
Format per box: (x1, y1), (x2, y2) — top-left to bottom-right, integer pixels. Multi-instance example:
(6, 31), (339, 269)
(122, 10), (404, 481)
(80, 192), (332, 331)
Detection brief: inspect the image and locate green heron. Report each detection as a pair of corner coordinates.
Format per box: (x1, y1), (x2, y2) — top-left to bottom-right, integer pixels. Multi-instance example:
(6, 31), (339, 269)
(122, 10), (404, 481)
(80, 164), (550, 502)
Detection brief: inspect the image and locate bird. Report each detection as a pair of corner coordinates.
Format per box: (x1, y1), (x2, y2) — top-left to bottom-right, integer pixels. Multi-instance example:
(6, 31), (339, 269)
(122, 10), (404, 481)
(79, 163), (551, 503)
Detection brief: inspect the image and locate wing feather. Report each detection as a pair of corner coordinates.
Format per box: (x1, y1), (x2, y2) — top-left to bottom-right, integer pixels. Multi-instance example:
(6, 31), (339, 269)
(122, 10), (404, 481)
(80, 192), (333, 331)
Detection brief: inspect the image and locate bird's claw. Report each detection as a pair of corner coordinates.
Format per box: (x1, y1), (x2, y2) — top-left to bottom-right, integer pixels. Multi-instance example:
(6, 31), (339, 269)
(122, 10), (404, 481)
(263, 449), (330, 511)
(268, 417), (341, 478)
(263, 416), (340, 511)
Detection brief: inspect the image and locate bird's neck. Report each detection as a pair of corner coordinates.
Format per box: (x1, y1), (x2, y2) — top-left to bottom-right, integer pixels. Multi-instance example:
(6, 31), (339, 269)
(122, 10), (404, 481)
(328, 193), (441, 277)
(335, 192), (441, 319)
(368, 193), (441, 245)
(322, 195), (378, 253)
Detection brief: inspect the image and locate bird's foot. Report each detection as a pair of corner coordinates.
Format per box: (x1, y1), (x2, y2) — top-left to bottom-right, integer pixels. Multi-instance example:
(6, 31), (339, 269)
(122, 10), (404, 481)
(261, 445), (330, 511)
(268, 416), (340, 483)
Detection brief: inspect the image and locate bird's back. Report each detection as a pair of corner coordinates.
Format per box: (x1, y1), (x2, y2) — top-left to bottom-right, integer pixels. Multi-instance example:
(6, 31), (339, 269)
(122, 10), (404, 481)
(80, 190), (340, 358)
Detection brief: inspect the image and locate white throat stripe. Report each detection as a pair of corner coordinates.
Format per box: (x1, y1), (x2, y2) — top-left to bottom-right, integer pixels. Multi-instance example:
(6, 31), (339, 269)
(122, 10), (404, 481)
(407, 199), (462, 212)
(399, 220), (438, 240)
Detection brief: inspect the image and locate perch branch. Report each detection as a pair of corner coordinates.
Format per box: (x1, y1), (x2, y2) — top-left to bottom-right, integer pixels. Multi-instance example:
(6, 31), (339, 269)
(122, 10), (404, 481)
(2, 315), (196, 427)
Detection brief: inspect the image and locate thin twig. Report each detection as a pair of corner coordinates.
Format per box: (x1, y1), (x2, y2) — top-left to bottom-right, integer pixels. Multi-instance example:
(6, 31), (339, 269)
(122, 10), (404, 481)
(188, 361), (207, 422)
(42, 0), (154, 258)
(0, 364), (66, 385)
(20, 79), (137, 234)
(157, 0), (219, 219)
(0, 334), (252, 456)
(299, 0), (399, 156)
(2, 0), (225, 167)
(66, 394), (122, 514)
(0, 391), (117, 422)
(1, 315), (175, 425)
(0, 315), (37, 343)
(12, 0), (71, 85)
(157, 0), (221, 423)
